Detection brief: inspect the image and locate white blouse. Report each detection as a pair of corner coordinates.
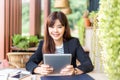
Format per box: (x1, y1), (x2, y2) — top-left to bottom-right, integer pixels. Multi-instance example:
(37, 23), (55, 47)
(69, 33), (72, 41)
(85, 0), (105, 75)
(55, 44), (64, 54)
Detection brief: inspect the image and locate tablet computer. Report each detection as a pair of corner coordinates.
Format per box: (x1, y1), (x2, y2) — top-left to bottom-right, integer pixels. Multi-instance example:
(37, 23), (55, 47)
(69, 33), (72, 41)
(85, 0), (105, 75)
(43, 54), (72, 75)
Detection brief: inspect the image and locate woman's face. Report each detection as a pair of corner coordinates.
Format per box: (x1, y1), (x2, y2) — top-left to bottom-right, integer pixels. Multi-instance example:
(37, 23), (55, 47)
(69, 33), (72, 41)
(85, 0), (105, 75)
(48, 19), (65, 42)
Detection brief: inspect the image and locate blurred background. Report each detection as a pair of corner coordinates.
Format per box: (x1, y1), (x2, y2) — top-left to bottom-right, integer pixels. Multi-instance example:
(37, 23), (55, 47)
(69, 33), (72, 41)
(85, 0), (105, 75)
(0, 0), (120, 80)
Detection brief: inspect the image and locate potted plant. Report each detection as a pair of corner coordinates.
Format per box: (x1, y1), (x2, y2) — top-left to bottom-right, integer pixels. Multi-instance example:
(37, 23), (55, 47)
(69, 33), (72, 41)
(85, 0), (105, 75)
(88, 11), (98, 26)
(28, 35), (39, 47)
(83, 10), (91, 27)
(7, 34), (39, 68)
(12, 34), (39, 51)
(12, 34), (29, 50)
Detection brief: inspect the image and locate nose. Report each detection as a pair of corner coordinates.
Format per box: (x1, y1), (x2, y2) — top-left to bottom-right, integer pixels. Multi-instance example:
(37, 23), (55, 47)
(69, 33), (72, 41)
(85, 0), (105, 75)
(54, 27), (58, 32)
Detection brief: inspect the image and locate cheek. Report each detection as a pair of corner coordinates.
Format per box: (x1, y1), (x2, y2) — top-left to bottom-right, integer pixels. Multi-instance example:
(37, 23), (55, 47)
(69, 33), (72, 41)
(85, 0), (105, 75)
(48, 28), (52, 34)
(62, 28), (65, 34)
(60, 29), (65, 35)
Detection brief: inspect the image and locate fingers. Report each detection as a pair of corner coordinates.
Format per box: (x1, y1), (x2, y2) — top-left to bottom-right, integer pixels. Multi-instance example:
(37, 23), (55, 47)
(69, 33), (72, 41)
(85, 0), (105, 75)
(42, 67), (53, 74)
(40, 64), (50, 67)
(66, 65), (73, 69)
(38, 64), (54, 75)
(60, 65), (74, 75)
(35, 64), (74, 75)
(41, 64), (53, 71)
(41, 64), (53, 75)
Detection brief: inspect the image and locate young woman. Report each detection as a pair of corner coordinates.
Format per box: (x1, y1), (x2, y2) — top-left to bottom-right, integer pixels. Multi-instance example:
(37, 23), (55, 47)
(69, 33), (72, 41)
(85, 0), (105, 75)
(26, 11), (94, 75)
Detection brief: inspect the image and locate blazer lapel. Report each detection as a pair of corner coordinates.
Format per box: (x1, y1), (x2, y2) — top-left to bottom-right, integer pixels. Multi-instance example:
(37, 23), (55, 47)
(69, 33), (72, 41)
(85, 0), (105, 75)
(63, 41), (69, 54)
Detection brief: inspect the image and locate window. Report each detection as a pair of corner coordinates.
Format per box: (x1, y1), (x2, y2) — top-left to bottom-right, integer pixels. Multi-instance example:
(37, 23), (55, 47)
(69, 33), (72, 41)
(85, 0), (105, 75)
(22, 0), (30, 36)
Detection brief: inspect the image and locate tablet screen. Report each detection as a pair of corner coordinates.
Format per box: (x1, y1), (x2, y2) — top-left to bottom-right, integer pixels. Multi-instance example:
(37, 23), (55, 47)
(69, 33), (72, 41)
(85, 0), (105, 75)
(43, 54), (71, 74)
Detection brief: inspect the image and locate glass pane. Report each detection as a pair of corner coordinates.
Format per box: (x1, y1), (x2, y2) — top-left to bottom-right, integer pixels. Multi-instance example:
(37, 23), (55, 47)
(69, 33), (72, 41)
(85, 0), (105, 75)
(40, 0), (44, 37)
(22, 0), (30, 36)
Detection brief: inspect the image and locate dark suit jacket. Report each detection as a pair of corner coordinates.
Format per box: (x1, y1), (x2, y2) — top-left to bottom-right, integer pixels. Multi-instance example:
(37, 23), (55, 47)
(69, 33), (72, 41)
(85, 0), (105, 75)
(26, 37), (94, 74)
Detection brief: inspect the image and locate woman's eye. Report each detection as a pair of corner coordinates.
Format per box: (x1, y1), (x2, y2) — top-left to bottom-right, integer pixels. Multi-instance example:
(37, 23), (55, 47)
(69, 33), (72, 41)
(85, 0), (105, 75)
(58, 25), (62, 28)
(49, 26), (53, 28)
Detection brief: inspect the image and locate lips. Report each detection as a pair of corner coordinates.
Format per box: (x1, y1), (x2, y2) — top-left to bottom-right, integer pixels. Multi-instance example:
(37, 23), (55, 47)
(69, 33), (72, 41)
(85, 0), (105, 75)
(52, 33), (60, 37)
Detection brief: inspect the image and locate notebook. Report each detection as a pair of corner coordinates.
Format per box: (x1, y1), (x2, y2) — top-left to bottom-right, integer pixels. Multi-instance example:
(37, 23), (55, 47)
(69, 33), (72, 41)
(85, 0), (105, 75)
(43, 54), (71, 75)
(40, 74), (95, 80)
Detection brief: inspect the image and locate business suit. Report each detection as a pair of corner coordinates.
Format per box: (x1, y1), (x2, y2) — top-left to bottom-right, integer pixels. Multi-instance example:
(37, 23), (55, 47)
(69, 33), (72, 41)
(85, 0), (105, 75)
(26, 37), (94, 74)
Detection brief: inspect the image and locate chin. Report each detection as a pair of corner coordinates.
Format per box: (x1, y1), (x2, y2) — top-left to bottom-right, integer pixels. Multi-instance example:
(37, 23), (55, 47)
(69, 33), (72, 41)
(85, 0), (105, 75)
(52, 37), (61, 41)
(53, 38), (60, 41)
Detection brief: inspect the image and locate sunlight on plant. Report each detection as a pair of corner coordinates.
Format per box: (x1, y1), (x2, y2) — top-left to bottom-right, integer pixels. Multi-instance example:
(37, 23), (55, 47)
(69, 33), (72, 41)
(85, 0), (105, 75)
(98, 0), (120, 80)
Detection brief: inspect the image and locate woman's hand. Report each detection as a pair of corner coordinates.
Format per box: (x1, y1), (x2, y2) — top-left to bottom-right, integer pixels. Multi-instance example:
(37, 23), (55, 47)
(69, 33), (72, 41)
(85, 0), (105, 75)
(34, 64), (53, 75)
(60, 65), (75, 75)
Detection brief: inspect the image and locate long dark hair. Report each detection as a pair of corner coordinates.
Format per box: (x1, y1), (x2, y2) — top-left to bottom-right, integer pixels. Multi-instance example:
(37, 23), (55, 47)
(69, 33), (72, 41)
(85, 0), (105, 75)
(42, 11), (71, 53)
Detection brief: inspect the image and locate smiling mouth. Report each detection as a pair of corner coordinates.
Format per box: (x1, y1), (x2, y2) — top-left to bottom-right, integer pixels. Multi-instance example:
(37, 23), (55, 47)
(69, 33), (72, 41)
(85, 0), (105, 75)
(52, 33), (60, 37)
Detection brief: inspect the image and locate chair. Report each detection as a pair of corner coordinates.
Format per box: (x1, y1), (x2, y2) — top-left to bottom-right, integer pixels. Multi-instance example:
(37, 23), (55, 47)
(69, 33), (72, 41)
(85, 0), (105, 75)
(7, 52), (33, 68)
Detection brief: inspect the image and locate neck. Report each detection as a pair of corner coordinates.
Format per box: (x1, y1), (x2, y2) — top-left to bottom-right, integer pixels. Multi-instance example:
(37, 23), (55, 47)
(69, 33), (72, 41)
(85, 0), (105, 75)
(54, 39), (63, 46)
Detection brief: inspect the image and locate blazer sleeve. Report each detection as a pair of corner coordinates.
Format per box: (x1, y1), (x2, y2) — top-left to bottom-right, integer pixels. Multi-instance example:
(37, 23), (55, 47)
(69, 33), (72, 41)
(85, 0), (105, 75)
(74, 38), (94, 73)
(26, 40), (43, 74)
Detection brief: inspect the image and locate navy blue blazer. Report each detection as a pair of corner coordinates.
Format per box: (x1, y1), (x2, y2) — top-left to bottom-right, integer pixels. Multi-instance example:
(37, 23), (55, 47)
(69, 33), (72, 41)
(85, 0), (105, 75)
(26, 37), (94, 74)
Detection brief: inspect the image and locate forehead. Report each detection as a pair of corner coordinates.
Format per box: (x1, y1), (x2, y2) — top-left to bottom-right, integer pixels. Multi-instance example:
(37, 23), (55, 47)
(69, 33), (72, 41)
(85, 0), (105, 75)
(54, 19), (62, 25)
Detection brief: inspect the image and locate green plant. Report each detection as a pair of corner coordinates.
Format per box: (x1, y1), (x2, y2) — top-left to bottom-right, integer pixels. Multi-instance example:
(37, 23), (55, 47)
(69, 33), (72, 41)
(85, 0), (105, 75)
(88, 11), (98, 26)
(12, 34), (29, 50)
(28, 35), (39, 47)
(77, 17), (85, 46)
(98, 0), (120, 80)
(12, 34), (39, 50)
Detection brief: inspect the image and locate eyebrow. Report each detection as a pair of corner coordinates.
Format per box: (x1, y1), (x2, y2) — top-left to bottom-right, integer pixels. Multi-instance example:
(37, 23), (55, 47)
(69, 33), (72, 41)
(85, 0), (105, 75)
(49, 24), (62, 28)
(55, 24), (62, 26)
